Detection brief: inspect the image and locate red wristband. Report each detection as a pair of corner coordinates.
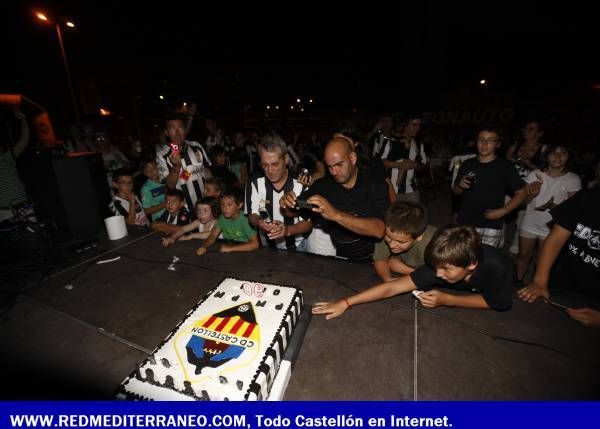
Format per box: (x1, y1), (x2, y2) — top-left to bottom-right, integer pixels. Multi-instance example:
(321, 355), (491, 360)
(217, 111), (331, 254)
(343, 297), (351, 309)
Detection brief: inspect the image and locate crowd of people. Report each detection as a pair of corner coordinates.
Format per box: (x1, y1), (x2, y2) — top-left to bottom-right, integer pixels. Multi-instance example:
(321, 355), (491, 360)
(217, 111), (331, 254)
(2, 106), (598, 328)
(99, 110), (600, 328)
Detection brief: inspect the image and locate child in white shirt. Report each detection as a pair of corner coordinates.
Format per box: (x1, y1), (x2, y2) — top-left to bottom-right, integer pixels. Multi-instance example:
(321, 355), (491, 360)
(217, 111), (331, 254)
(517, 145), (581, 281)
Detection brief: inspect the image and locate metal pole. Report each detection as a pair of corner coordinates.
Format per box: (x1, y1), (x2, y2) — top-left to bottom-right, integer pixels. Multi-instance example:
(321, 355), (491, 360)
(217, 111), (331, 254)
(55, 23), (80, 124)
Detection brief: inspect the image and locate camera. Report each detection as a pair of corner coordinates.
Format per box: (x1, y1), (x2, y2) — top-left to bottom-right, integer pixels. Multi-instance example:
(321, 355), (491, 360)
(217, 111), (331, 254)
(295, 199), (317, 210)
(464, 171), (478, 185)
(258, 206), (272, 223)
(297, 167), (311, 180)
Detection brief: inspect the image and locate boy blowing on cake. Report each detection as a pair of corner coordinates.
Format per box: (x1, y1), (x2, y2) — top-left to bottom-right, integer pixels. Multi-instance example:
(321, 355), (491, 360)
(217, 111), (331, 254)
(452, 125), (527, 248)
(373, 201), (437, 282)
(314, 225), (513, 319)
(196, 187), (259, 255)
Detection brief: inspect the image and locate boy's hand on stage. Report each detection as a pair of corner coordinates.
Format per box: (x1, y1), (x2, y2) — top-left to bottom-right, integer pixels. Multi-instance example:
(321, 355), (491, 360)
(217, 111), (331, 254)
(312, 300), (349, 320)
(416, 290), (447, 308)
(517, 282), (550, 303)
(161, 237), (175, 247)
(566, 308), (600, 327)
(195, 246), (207, 256)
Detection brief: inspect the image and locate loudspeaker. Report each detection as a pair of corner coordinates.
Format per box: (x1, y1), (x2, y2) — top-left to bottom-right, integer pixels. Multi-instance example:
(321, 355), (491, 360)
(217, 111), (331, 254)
(22, 152), (111, 242)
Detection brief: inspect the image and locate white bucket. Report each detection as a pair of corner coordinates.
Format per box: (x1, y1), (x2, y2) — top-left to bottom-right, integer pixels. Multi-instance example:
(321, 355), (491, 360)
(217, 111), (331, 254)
(104, 215), (128, 240)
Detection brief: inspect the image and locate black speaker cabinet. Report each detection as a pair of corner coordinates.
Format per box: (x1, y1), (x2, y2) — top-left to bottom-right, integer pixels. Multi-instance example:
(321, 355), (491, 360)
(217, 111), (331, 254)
(22, 152), (111, 242)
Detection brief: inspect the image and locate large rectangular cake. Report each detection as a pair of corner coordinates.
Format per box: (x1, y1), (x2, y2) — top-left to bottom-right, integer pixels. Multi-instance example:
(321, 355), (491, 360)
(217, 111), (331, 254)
(116, 278), (303, 400)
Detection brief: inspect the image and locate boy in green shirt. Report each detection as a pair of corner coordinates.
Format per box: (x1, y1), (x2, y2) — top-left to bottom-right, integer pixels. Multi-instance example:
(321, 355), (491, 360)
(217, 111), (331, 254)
(196, 187), (259, 255)
(373, 201), (437, 282)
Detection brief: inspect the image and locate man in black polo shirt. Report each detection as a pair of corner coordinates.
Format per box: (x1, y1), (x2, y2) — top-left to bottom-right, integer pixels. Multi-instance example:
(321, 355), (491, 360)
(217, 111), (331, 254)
(280, 136), (389, 261)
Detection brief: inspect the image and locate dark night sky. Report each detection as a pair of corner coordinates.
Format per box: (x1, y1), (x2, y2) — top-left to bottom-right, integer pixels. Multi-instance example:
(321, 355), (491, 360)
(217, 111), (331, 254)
(2, 1), (598, 125)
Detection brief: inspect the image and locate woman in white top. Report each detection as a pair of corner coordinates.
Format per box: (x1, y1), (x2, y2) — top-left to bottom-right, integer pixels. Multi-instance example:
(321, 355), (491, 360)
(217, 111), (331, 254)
(517, 145), (581, 281)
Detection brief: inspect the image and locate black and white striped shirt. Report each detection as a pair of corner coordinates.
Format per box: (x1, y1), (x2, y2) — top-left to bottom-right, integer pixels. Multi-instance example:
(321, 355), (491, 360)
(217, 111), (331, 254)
(108, 195), (149, 227)
(156, 140), (211, 211)
(380, 138), (427, 194)
(245, 173), (305, 250)
(157, 207), (192, 226)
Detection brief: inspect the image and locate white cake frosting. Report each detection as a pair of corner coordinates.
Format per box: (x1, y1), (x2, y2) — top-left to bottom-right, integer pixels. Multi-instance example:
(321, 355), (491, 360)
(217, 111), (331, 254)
(117, 278), (303, 400)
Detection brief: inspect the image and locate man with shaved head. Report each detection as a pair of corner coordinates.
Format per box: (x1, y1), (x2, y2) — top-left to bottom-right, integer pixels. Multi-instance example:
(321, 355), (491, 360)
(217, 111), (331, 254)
(280, 136), (390, 261)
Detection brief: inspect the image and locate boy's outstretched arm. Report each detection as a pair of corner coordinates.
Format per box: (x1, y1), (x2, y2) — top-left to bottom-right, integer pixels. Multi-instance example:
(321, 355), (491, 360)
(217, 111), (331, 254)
(151, 222), (180, 235)
(220, 234), (259, 253)
(312, 275), (418, 320)
(162, 221), (198, 246)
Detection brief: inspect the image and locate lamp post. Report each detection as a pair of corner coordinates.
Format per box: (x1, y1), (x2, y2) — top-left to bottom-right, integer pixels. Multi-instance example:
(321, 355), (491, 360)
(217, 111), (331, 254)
(35, 12), (80, 124)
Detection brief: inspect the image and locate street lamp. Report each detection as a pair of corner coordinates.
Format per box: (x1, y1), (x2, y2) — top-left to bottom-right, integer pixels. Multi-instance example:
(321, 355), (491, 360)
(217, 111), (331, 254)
(35, 11), (80, 124)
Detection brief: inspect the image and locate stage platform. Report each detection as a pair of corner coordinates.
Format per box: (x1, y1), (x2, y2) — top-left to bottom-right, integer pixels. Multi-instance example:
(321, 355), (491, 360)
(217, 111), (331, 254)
(1, 225), (599, 400)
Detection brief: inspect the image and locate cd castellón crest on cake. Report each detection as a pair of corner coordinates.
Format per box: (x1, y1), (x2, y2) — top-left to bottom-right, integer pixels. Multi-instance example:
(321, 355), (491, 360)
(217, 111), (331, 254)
(176, 301), (261, 379)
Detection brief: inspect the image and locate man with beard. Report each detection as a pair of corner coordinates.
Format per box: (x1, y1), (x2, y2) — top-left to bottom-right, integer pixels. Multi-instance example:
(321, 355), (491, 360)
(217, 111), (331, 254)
(280, 136), (389, 261)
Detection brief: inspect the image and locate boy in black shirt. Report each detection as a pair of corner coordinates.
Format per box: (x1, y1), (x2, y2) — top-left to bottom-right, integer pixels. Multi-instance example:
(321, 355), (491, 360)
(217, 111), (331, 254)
(452, 125), (527, 248)
(313, 225), (513, 319)
(518, 189), (600, 327)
